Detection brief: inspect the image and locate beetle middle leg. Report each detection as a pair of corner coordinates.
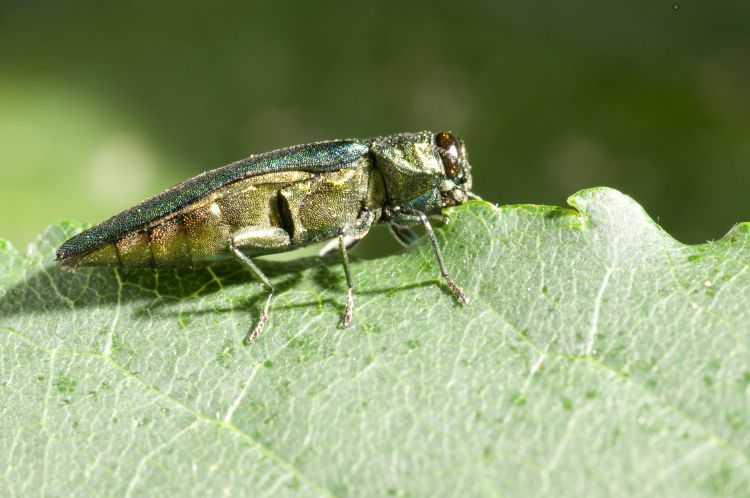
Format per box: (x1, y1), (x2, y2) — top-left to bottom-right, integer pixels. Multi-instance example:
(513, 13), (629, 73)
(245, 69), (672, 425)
(229, 226), (291, 343)
(324, 209), (376, 327)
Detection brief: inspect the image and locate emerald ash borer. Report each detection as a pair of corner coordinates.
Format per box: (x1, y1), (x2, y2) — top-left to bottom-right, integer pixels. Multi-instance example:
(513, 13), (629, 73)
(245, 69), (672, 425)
(56, 131), (477, 343)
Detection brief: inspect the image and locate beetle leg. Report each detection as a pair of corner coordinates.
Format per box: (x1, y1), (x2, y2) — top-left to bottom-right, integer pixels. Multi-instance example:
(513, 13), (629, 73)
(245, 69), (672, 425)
(389, 225), (420, 247)
(229, 243), (274, 343)
(336, 208), (377, 325)
(397, 208), (469, 305)
(338, 231), (355, 327)
(319, 235), (360, 257)
(229, 227), (291, 343)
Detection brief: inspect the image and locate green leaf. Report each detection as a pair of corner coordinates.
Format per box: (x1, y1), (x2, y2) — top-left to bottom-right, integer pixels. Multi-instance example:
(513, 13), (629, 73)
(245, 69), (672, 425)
(1, 187), (749, 497)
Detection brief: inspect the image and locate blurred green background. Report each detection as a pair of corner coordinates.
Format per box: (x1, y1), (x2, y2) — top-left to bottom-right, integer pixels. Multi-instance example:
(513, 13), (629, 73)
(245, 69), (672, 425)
(1, 0), (748, 251)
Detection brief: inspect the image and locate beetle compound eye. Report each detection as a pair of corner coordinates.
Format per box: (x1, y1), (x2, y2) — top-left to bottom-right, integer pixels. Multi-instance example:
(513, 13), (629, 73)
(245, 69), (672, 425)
(435, 131), (463, 180)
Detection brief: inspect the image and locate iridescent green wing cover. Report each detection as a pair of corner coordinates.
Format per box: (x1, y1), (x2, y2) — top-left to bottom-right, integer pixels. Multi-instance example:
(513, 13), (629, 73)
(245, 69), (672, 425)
(56, 140), (370, 261)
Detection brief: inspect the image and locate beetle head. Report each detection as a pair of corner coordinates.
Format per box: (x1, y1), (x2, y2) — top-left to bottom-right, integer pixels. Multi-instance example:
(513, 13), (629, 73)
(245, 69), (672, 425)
(433, 131), (472, 209)
(371, 131), (474, 216)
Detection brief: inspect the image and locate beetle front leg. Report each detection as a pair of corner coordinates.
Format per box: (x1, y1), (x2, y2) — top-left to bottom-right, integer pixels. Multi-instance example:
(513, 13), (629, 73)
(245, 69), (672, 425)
(229, 227), (291, 343)
(391, 208), (469, 305)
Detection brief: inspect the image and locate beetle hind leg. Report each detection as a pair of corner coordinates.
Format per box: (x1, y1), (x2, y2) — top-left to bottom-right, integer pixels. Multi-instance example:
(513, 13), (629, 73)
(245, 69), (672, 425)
(229, 226), (291, 343)
(338, 231), (355, 327)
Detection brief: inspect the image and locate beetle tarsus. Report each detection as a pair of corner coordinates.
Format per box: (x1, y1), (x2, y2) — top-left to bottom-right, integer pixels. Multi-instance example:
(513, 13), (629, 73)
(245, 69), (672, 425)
(341, 288), (354, 327)
(446, 279), (469, 305)
(245, 291), (273, 343)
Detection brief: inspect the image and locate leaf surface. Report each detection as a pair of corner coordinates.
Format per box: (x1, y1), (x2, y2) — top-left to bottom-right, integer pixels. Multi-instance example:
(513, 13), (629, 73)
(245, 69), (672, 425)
(1, 188), (749, 497)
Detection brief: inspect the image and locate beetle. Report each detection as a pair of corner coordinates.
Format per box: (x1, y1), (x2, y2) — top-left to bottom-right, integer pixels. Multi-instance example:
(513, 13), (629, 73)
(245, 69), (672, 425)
(56, 130), (476, 343)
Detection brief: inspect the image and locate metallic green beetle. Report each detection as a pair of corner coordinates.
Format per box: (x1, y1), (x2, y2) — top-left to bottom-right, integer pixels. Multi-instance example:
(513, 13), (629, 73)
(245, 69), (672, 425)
(56, 131), (476, 342)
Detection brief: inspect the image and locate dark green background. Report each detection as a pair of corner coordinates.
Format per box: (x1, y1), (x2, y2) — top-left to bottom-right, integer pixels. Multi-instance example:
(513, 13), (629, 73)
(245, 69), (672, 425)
(1, 0), (748, 249)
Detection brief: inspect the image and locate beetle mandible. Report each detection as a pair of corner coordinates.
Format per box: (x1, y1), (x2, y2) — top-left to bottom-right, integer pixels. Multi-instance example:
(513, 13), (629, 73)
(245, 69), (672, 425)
(56, 131), (477, 342)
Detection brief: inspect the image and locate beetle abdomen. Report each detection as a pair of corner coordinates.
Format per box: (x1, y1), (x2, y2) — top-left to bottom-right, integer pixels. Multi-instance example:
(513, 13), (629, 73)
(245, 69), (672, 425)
(57, 163), (379, 269)
(59, 171), (318, 269)
(68, 205), (236, 269)
(63, 220), (188, 269)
